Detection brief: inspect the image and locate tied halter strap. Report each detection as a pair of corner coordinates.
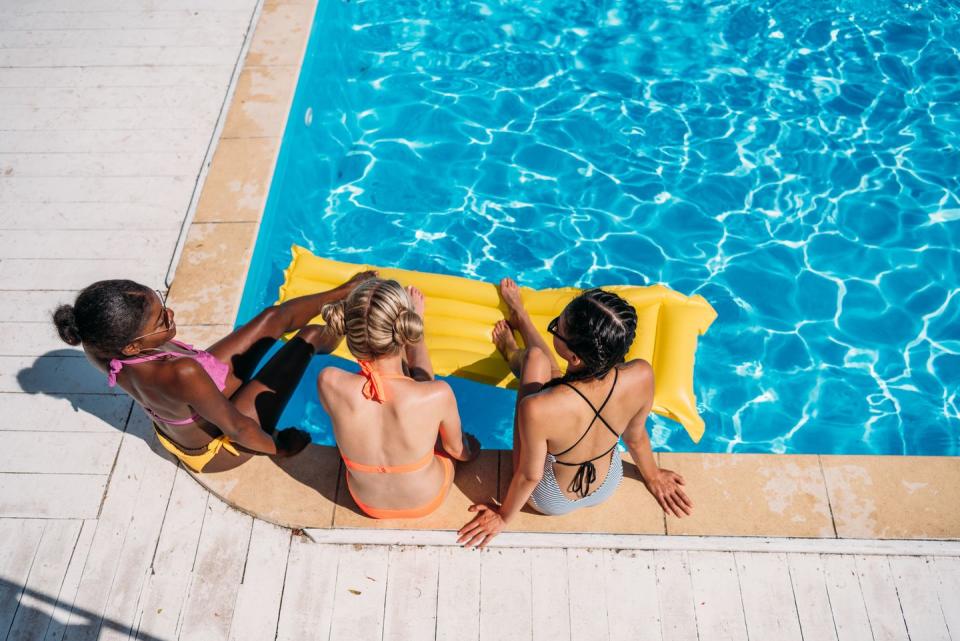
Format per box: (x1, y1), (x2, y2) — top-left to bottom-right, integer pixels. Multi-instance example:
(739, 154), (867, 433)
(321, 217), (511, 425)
(358, 360), (390, 403)
(552, 368), (622, 498)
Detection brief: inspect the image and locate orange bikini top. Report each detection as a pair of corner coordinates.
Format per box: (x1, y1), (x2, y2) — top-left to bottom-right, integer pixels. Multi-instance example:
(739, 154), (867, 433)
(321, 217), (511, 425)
(342, 361), (434, 474)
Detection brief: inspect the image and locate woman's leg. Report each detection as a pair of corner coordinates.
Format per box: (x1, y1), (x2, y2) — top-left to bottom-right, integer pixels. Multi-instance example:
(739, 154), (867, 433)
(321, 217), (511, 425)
(207, 271), (375, 395)
(498, 278), (562, 379)
(200, 324), (340, 473)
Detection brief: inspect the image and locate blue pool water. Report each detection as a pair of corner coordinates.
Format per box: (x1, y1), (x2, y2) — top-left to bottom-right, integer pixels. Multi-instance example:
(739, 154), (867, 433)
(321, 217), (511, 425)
(237, 0), (960, 455)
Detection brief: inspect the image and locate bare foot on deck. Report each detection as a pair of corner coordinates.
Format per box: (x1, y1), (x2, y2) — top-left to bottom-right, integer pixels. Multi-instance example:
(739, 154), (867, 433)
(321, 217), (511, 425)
(406, 285), (425, 316)
(492, 319), (522, 377)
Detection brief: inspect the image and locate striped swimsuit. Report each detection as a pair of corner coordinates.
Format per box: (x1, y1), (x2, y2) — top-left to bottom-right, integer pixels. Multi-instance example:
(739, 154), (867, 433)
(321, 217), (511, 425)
(528, 368), (624, 516)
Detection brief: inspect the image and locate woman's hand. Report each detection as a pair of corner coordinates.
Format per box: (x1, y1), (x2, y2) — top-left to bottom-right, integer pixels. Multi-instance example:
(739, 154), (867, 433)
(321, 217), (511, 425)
(457, 504), (506, 548)
(644, 468), (693, 517)
(273, 427), (311, 459)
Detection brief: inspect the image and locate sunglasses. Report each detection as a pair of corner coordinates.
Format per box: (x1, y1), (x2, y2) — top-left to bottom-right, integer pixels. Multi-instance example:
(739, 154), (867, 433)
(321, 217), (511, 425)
(130, 289), (172, 343)
(547, 315), (571, 348)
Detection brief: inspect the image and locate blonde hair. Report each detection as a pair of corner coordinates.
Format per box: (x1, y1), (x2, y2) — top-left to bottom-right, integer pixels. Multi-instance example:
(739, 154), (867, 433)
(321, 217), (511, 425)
(321, 278), (423, 360)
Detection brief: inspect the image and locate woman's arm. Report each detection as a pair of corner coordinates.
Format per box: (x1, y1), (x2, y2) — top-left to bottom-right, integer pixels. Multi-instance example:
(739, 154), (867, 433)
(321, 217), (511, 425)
(621, 363), (693, 517)
(457, 396), (547, 547)
(435, 382), (479, 462)
(172, 360), (279, 454)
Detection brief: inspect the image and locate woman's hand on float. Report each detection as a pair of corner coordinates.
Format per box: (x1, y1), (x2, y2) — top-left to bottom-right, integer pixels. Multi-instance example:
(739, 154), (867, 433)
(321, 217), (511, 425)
(457, 504), (506, 548)
(644, 468), (693, 517)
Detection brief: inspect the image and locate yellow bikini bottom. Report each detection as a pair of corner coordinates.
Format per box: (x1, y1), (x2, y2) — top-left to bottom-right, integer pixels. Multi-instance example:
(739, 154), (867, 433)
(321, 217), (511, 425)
(153, 424), (240, 473)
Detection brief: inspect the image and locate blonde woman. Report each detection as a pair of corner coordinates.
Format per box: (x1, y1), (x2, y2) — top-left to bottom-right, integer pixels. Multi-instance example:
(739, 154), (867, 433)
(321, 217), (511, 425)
(317, 279), (480, 519)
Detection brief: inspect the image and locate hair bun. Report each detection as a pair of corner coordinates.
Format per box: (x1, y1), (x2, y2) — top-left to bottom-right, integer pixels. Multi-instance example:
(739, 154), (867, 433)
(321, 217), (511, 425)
(320, 301), (346, 336)
(53, 305), (82, 346)
(393, 309), (424, 345)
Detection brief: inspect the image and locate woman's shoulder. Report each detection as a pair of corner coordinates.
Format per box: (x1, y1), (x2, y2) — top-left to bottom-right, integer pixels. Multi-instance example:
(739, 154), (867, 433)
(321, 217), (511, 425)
(619, 358), (653, 381)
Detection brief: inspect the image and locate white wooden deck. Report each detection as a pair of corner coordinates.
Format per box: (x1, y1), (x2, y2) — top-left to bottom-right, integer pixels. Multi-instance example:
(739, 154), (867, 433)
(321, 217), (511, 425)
(0, 1), (958, 640)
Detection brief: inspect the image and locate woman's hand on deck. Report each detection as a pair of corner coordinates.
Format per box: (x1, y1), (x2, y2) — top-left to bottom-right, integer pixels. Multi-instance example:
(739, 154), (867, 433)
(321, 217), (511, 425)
(644, 468), (693, 517)
(457, 504), (505, 548)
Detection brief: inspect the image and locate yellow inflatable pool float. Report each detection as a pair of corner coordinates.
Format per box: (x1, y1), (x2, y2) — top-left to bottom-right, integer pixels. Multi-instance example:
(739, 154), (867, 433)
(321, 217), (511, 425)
(277, 245), (717, 442)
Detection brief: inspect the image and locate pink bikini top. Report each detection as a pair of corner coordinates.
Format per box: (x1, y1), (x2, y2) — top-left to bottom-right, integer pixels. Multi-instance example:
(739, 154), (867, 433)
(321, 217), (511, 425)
(107, 339), (230, 426)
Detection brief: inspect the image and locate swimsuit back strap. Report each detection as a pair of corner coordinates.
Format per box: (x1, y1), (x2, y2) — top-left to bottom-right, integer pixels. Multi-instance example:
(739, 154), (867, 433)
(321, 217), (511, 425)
(342, 449), (435, 474)
(552, 368), (621, 458)
(553, 443), (620, 498)
(107, 348), (185, 387)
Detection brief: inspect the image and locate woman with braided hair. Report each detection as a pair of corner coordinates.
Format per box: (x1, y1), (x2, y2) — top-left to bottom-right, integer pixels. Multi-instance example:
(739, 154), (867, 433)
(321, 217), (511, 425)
(458, 279), (693, 547)
(317, 278), (480, 519)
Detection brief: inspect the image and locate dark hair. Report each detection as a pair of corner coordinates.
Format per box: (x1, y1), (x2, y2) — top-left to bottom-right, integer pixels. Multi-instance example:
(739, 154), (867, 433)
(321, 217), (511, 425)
(547, 288), (638, 386)
(53, 280), (154, 357)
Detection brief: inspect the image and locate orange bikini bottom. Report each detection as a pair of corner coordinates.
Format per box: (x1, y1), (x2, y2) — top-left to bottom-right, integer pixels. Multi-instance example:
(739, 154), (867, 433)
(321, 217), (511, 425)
(344, 454), (455, 519)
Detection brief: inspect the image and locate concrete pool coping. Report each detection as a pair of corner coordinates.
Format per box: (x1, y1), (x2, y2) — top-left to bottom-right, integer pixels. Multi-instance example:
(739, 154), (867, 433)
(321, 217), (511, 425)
(165, 0), (960, 541)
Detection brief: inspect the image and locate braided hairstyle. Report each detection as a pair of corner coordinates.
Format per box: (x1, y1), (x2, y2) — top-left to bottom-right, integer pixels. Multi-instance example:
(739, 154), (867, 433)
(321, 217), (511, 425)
(547, 288), (638, 386)
(52, 280), (154, 358)
(320, 278), (423, 360)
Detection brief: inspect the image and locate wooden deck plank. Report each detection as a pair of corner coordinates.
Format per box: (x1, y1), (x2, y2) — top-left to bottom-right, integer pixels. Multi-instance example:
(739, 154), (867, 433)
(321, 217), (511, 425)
(227, 519), (291, 641)
(0, 45), (240, 68)
(40, 519), (96, 641)
(0, 518), (47, 639)
(567, 548), (609, 641)
(822, 555), (873, 641)
(0, 356), (125, 394)
(176, 498), (253, 641)
(0, 474), (107, 518)
(0, 131), (205, 156)
(887, 556), (951, 641)
(6, 519), (83, 641)
(0, 326), (83, 357)
(479, 548), (532, 641)
(0, 260), (168, 292)
(687, 551), (748, 641)
(0, 153), (200, 179)
(0, 393), (130, 431)
(132, 466), (210, 641)
(530, 548), (570, 641)
(855, 555), (910, 641)
(0, 432), (120, 474)
(0, 231), (181, 261)
(57, 413), (170, 641)
(786, 553), (839, 641)
(327, 545), (390, 641)
(382, 546), (441, 641)
(931, 556), (960, 640)
(275, 540), (341, 641)
(436, 546), (481, 641)
(604, 549), (661, 641)
(653, 550), (698, 641)
(736, 552), (803, 641)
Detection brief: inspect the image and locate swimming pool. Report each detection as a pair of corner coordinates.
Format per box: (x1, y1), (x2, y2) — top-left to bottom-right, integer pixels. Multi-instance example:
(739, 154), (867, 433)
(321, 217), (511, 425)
(237, 0), (960, 455)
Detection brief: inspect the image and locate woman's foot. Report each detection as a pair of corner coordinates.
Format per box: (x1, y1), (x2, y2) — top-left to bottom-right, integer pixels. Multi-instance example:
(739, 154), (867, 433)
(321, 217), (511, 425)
(404, 285), (434, 381)
(492, 319), (523, 377)
(499, 277), (526, 325)
(406, 285), (425, 316)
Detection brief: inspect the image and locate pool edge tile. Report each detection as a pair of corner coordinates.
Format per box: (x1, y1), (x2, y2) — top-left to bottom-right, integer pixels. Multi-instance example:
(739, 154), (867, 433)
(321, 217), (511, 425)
(821, 455), (960, 540)
(167, 222), (259, 326)
(193, 137), (280, 223)
(661, 453), (835, 538)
